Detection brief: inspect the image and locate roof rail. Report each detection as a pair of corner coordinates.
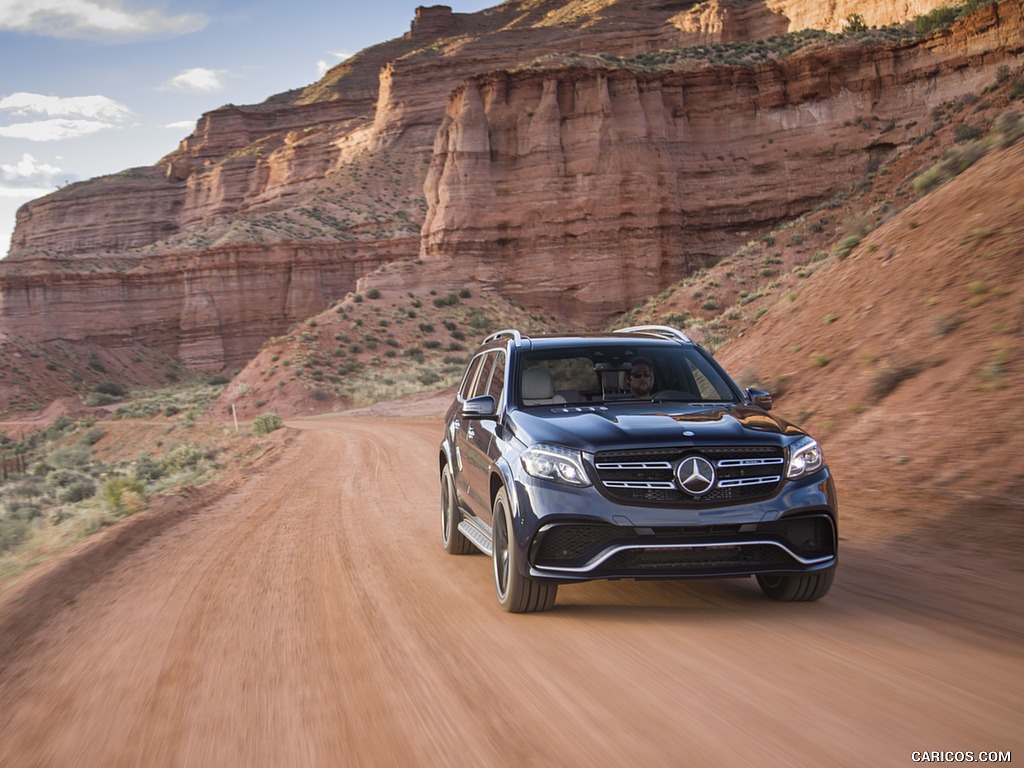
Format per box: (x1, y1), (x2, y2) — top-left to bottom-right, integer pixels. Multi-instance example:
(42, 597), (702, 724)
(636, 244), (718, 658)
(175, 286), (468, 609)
(613, 325), (692, 343)
(482, 328), (523, 347)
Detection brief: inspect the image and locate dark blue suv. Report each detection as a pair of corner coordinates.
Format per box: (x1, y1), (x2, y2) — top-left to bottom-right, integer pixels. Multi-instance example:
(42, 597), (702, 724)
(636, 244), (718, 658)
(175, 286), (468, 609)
(439, 326), (838, 612)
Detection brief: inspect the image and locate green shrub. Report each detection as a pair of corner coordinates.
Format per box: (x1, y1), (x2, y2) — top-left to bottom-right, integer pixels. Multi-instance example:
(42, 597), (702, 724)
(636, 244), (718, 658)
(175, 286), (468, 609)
(432, 293), (459, 308)
(252, 413), (284, 435)
(79, 428), (105, 446)
(418, 371), (442, 386)
(161, 443), (205, 473)
(84, 392), (120, 407)
(954, 123), (983, 143)
(58, 480), (96, 503)
(366, 288), (382, 299)
(46, 444), (92, 471)
(94, 381), (127, 398)
(834, 236), (862, 259)
(914, 5), (961, 34)
(102, 476), (147, 515)
(0, 517), (29, 553)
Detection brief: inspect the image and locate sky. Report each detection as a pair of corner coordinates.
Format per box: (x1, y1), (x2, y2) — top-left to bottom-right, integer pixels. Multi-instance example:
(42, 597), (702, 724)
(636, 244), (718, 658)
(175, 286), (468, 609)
(0, 0), (496, 257)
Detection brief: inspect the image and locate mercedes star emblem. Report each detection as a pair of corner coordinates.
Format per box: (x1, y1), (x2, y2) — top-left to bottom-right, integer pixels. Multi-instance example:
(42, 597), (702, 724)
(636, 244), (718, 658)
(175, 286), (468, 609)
(676, 456), (716, 496)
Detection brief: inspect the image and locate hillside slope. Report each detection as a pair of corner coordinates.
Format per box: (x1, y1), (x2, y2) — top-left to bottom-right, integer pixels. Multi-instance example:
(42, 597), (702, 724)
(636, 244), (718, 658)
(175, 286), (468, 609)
(718, 138), (1024, 531)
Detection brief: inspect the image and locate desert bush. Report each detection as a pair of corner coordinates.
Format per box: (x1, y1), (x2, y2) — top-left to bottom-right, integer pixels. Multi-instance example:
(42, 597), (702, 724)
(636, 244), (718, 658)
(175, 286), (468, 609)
(994, 111), (1023, 148)
(954, 123), (983, 143)
(78, 428), (105, 446)
(94, 381), (127, 398)
(46, 444), (92, 471)
(418, 371), (442, 386)
(58, 480), (96, 503)
(84, 392), (120, 407)
(252, 413), (284, 435)
(0, 517), (29, 553)
(913, 141), (990, 194)
(833, 236), (861, 259)
(102, 477), (147, 516)
(432, 293), (459, 308)
(161, 443), (205, 473)
(133, 456), (164, 482)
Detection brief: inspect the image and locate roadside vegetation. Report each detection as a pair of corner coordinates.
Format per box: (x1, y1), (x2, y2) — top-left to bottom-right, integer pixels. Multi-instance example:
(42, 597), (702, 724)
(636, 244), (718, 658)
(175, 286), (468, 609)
(0, 382), (281, 580)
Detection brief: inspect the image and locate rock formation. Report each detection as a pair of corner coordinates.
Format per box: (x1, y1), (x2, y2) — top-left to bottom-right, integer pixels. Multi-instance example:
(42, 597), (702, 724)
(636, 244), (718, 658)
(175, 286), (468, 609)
(421, 3), (1024, 322)
(0, 0), (1017, 386)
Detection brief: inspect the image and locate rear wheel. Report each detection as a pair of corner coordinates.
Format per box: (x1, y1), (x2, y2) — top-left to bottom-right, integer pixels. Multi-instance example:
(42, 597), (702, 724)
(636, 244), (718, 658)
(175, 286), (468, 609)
(492, 487), (557, 613)
(756, 569), (835, 601)
(440, 464), (474, 555)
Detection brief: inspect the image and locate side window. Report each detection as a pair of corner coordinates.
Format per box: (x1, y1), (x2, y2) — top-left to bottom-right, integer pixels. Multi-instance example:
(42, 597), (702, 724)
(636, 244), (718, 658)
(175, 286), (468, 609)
(486, 351), (506, 404)
(459, 353), (487, 400)
(468, 352), (495, 399)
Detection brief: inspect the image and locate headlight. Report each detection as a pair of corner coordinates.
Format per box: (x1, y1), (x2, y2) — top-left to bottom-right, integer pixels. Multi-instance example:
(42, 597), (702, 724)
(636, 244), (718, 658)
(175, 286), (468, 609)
(787, 436), (824, 479)
(521, 444), (592, 487)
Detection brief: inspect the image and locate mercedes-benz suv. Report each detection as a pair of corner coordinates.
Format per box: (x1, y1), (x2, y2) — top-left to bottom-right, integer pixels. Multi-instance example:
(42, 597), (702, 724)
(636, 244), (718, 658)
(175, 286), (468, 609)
(438, 325), (838, 612)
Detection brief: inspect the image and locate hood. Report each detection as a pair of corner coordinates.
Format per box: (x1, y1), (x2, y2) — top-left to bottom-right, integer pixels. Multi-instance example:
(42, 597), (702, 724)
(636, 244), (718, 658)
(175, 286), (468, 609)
(509, 402), (806, 454)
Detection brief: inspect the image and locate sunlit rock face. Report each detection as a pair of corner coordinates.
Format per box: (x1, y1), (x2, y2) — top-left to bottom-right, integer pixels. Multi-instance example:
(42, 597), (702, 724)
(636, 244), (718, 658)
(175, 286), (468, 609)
(422, 2), (1023, 324)
(2, 0), (1017, 368)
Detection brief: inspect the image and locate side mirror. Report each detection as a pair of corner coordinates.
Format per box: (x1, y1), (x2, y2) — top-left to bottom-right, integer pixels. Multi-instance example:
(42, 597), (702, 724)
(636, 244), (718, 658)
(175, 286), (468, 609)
(746, 388), (773, 411)
(462, 394), (497, 420)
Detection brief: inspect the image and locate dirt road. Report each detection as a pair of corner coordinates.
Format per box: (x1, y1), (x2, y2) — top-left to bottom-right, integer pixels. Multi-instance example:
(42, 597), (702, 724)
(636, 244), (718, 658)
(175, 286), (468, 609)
(0, 416), (1019, 767)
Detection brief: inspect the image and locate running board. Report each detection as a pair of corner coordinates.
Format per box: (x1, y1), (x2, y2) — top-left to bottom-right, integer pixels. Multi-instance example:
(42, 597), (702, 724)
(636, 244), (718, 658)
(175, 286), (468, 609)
(458, 519), (493, 556)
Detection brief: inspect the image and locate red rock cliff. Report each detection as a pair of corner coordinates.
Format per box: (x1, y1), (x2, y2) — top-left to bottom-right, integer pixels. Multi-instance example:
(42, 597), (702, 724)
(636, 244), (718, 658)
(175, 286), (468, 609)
(421, 2), (1024, 324)
(0, 0), (1002, 375)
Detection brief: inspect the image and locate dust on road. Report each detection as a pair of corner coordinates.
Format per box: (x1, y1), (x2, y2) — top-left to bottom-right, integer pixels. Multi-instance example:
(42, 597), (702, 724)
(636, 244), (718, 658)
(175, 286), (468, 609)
(0, 416), (1018, 767)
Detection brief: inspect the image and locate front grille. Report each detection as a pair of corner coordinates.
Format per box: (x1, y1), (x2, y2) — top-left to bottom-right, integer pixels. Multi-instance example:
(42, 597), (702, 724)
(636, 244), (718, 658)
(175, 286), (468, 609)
(532, 516), (835, 577)
(594, 445), (785, 504)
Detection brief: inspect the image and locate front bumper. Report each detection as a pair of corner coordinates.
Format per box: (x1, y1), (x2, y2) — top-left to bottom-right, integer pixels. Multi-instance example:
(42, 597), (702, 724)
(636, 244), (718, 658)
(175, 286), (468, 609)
(510, 470), (838, 583)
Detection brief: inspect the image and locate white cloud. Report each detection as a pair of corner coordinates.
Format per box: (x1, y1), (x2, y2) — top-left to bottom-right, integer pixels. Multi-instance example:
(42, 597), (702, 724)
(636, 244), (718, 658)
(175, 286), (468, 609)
(164, 120), (196, 130)
(163, 67), (227, 93)
(0, 0), (208, 42)
(0, 92), (133, 122)
(0, 152), (66, 193)
(0, 92), (133, 141)
(0, 118), (117, 141)
(317, 51), (354, 77)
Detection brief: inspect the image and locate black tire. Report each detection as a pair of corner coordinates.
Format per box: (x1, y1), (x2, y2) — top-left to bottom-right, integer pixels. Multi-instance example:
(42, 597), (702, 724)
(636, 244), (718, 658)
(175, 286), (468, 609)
(441, 464), (474, 555)
(756, 569), (835, 602)
(492, 487), (557, 613)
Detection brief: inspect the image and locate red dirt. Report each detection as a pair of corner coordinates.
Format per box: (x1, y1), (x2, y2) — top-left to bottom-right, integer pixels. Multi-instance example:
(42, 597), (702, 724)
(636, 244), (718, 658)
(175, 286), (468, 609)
(0, 413), (1018, 767)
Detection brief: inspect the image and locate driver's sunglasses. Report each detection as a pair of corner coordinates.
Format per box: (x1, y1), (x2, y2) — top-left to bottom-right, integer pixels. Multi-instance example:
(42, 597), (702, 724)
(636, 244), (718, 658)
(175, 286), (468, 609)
(630, 371), (652, 379)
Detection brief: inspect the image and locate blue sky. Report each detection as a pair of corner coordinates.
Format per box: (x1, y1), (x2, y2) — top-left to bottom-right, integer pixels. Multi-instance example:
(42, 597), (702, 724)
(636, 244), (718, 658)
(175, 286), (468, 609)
(0, 0), (494, 257)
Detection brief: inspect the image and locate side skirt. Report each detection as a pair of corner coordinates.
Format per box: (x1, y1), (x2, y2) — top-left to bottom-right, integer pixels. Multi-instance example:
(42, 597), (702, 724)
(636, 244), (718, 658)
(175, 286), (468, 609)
(458, 517), (493, 557)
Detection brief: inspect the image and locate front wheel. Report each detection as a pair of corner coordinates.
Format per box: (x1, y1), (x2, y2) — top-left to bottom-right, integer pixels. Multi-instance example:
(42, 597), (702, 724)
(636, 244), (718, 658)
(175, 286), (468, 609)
(492, 487), (557, 613)
(440, 464), (474, 555)
(756, 569), (835, 601)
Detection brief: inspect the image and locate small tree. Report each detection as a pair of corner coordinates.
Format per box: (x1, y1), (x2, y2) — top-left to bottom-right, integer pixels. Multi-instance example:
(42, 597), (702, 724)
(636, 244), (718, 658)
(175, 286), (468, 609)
(843, 13), (868, 34)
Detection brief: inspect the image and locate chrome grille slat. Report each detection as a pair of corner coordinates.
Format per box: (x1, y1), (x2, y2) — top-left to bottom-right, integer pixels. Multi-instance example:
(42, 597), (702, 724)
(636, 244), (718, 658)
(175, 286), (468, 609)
(595, 461), (673, 471)
(717, 457), (785, 467)
(604, 480), (677, 490)
(718, 475), (782, 488)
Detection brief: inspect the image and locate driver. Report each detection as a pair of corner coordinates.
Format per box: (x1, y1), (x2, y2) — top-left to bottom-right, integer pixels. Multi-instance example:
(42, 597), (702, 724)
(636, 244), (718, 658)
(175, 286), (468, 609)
(627, 357), (654, 398)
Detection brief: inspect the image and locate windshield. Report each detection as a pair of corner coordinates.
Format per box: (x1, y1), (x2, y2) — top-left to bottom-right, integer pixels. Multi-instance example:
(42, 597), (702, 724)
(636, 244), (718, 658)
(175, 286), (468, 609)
(518, 344), (740, 406)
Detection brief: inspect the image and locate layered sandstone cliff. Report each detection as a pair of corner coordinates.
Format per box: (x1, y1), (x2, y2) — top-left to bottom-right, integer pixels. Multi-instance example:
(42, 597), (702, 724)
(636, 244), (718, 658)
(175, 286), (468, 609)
(420, 3), (1024, 323)
(0, 0), (1000, 381)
